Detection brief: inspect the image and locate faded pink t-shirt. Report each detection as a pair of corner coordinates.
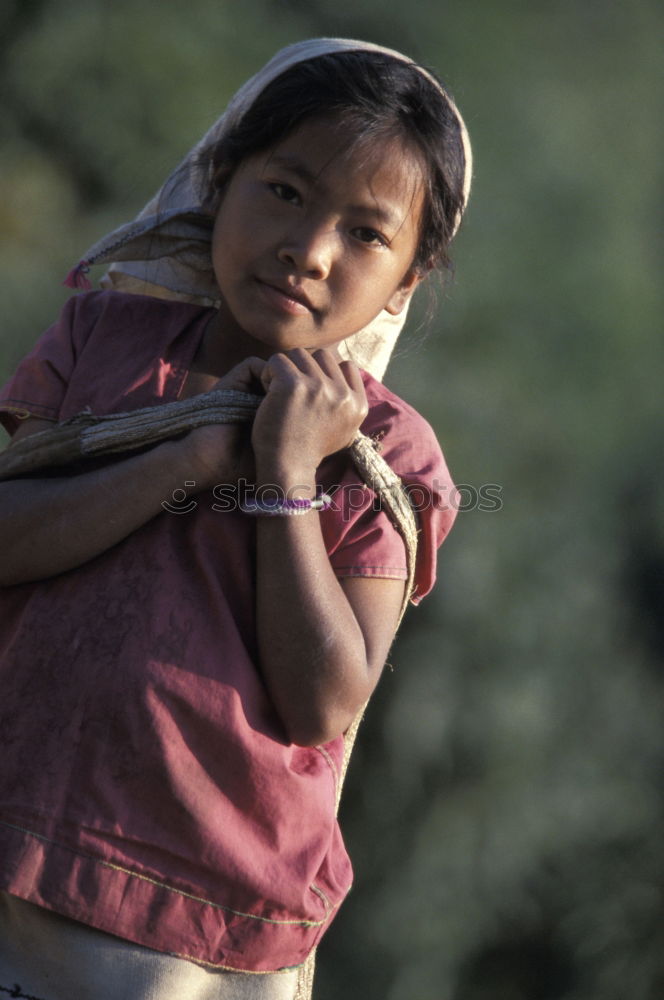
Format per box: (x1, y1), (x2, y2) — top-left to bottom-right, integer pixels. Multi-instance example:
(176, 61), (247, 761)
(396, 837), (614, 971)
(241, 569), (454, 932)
(0, 291), (456, 972)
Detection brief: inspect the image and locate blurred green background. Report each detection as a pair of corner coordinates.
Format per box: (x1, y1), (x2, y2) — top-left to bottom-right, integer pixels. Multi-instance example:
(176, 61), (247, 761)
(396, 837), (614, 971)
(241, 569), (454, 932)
(1, 1), (662, 997)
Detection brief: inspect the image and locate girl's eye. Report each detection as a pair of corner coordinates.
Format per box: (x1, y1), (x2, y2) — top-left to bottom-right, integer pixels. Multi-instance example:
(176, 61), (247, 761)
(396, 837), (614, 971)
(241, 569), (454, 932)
(269, 182), (300, 205)
(351, 227), (387, 247)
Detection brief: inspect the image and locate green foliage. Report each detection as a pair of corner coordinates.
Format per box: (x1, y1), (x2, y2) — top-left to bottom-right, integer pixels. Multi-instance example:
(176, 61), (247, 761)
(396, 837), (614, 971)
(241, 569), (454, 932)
(1, 1), (662, 997)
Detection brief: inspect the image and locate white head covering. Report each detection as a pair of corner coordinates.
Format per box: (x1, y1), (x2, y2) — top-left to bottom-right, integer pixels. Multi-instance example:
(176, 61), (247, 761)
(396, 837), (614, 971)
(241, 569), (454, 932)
(65, 38), (472, 380)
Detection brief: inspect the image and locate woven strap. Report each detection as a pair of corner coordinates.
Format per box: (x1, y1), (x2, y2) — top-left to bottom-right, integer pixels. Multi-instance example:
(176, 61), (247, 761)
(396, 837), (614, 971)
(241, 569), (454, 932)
(0, 389), (418, 1000)
(0, 388), (417, 619)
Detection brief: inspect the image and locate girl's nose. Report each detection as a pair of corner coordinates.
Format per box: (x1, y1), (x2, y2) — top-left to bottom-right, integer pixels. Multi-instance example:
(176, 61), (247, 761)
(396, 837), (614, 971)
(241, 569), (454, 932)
(277, 223), (335, 279)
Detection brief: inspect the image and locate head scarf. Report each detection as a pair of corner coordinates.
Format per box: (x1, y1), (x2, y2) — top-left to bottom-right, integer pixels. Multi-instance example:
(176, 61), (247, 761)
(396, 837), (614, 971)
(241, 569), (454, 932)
(65, 38), (472, 380)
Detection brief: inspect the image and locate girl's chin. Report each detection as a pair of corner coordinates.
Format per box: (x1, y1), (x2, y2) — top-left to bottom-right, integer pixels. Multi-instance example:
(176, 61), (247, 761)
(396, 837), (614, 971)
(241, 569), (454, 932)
(215, 306), (346, 357)
(236, 325), (344, 357)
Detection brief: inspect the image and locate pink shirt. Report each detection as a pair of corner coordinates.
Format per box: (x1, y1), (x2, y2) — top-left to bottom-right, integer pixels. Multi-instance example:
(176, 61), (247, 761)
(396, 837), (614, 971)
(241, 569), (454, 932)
(0, 291), (456, 972)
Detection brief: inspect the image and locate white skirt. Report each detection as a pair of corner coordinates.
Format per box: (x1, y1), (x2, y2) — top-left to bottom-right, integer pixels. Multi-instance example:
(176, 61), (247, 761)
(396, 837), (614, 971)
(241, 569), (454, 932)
(0, 892), (298, 1000)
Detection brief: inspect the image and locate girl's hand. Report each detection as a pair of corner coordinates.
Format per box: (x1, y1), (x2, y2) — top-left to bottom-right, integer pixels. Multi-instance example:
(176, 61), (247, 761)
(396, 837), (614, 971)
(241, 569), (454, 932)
(251, 348), (368, 482)
(182, 356), (266, 489)
(213, 355), (267, 396)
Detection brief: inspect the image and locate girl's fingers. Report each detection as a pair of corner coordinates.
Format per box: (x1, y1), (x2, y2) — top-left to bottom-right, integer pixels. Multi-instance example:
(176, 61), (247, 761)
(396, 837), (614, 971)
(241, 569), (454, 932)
(260, 364), (273, 392)
(261, 352), (302, 390)
(264, 349), (329, 389)
(310, 350), (363, 394)
(265, 349), (365, 412)
(337, 358), (365, 393)
(306, 349), (363, 395)
(310, 349), (343, 381)
(269, 348), (357, 387)
(217, 356), (267, 393)
(253, 349), (367, 466)
(240, 355), (269, 382)
(286, 348), (324, 376)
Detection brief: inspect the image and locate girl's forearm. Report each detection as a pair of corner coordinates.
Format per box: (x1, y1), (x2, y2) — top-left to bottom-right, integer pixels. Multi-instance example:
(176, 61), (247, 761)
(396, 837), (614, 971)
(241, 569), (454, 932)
(254, 464), (372, 748)
(0, 438), (206, 586)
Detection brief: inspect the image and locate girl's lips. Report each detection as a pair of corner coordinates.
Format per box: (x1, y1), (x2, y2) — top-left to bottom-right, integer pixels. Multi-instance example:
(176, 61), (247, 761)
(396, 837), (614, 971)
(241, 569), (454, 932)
(256, 280), (314, 316)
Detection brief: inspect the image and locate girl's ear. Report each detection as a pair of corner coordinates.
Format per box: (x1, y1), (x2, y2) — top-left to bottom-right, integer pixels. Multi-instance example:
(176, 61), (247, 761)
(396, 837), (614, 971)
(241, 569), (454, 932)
(384, 268), (424, 316)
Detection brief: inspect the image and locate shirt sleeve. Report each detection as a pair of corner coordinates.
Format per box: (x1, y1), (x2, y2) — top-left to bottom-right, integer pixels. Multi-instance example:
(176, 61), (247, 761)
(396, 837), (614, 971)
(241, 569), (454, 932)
(0, 294), (96, 435)
(319, 381), (458, 604)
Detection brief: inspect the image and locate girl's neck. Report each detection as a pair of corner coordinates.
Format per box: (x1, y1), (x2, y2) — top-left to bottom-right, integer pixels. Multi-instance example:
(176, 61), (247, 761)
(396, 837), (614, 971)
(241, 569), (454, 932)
(196, 303), (346, 370)
(180, 307), (277, 400)
(189, 309), (248, 376)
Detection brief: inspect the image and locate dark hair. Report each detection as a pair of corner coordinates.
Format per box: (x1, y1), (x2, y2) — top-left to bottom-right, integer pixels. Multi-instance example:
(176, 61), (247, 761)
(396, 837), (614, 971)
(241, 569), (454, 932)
(199, 51), (467, 275)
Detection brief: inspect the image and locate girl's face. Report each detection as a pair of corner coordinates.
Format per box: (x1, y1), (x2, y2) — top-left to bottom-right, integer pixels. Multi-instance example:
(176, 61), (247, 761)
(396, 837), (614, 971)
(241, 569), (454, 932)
(210, 117), (425, 359)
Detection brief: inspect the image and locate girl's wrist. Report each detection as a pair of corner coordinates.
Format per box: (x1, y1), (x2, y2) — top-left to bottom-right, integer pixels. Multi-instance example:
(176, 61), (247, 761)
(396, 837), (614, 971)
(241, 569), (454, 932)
(253, 456), (317, 499)
(173, 425), (237, 490)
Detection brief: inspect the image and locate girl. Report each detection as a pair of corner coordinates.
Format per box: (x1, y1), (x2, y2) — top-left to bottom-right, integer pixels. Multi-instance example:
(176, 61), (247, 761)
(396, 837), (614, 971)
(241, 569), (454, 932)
(0, 38), (471, 1000)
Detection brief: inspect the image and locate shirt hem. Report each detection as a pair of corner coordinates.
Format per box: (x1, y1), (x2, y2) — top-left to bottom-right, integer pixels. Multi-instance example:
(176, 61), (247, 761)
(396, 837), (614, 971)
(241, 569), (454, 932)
(0, 819), (346, 973)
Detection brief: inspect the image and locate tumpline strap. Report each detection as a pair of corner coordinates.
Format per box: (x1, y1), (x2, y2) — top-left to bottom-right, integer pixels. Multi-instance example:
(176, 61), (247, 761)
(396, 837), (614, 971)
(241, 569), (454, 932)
(0, 389), (418, 623)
